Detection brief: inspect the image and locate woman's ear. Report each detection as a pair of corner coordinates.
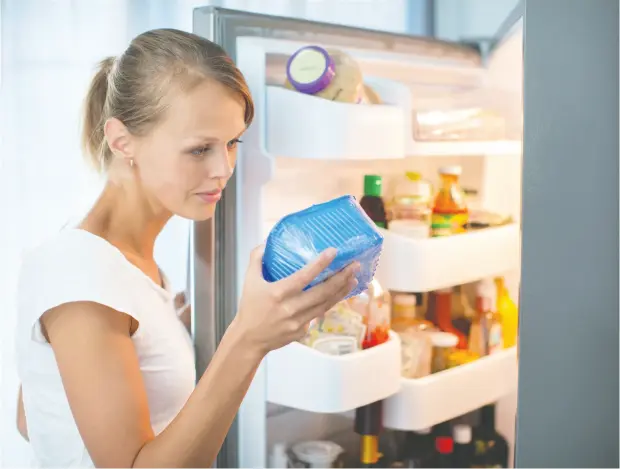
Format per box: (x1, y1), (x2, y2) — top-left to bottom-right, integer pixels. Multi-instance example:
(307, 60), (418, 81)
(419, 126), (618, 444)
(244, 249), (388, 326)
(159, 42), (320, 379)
(104, 117), (134, 164)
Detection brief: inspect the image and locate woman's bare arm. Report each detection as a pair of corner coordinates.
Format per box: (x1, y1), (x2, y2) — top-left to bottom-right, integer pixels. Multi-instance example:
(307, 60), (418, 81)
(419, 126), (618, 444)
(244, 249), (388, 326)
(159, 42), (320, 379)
(42, 247), (356, 468)
(42, 301), (260, 468)
(16, 386), (29, 441)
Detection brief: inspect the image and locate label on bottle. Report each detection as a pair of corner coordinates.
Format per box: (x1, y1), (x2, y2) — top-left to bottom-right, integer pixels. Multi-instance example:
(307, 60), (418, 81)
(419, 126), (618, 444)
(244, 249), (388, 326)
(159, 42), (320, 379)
(488, 323), (504, 354)
(431, 212), (468, 236)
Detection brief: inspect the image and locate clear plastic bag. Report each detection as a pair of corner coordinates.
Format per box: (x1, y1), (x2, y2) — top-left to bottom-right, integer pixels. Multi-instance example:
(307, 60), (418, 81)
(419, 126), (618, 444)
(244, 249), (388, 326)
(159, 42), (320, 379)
(302, 302), (366, 355)
(262, 195), (384, 299)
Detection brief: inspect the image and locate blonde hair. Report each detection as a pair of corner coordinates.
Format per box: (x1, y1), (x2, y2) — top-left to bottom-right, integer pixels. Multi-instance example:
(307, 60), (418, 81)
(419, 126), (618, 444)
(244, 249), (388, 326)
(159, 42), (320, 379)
(81, 28), (254, 172)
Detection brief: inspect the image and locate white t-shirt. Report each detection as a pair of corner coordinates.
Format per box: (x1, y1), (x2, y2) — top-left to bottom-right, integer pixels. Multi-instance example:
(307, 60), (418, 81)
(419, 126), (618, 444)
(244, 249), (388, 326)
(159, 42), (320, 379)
(15, 229), (196, 468)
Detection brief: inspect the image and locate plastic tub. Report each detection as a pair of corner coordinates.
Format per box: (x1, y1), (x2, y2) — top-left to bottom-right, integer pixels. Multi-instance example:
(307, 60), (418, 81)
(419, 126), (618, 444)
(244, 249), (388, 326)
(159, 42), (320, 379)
(263, 195), (384, 298)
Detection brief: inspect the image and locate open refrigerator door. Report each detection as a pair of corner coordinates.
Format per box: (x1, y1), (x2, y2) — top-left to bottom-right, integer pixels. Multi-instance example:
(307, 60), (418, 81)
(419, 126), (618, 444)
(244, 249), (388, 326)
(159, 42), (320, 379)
(191, 6), (522, 468)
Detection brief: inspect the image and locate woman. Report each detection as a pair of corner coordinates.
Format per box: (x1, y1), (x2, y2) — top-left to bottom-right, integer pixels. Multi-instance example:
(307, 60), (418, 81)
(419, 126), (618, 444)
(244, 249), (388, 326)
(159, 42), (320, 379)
(15, 28), (358, 468)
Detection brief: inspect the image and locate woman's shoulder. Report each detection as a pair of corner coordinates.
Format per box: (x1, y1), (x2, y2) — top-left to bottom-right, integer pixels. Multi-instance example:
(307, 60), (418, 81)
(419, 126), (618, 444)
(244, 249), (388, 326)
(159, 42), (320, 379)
(20, 228), (128, 281)
(17, 229), (146, 326)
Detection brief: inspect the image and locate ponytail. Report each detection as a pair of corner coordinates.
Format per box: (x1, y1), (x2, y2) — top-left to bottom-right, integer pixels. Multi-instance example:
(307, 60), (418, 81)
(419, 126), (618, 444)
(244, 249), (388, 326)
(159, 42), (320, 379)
(82, 56), (115, 172)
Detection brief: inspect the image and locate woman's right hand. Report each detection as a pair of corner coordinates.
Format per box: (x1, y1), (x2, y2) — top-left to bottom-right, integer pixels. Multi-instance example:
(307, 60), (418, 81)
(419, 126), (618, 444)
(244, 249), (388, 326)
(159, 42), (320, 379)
(233, 245), (359, 356)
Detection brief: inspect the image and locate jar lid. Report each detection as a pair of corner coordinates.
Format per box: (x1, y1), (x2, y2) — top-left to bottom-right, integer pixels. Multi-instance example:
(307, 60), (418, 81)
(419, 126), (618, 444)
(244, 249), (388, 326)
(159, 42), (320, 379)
(438, 165), (462, 176)
(405, 171), (422, 181)
(430, 331), (459, 348)
(286, 45), (336, 94)
(392, 292), (417, 306)
(291, 441), (343, 465)
(453, 424), (472, 444)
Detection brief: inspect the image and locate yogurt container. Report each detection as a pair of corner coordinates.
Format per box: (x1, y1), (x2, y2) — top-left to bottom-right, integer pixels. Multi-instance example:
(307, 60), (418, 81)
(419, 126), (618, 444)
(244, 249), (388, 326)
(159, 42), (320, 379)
(284, 45), (366, 104)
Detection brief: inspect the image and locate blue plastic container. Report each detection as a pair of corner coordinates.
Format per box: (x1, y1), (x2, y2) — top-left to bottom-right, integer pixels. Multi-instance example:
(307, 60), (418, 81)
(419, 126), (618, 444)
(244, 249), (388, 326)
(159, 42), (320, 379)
(263, 195), (384, 298)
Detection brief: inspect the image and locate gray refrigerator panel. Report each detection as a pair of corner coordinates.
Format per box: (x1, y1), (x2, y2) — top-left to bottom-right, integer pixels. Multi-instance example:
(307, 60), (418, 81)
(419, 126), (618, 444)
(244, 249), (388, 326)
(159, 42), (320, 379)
(517, 0), (619, 467)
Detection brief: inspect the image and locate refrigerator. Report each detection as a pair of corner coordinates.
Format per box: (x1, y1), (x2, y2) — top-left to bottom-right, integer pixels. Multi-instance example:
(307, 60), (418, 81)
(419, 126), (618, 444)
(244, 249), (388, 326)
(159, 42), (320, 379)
(189, 2), (619, 468)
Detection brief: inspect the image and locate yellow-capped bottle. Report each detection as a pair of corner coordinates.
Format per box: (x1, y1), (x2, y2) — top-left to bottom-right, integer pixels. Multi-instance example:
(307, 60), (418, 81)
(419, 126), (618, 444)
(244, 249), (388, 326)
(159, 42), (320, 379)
(496, 277), (519, 348)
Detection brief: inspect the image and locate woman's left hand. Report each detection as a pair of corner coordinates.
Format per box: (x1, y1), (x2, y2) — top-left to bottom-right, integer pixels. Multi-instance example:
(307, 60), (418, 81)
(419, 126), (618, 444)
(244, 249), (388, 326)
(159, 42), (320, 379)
(174, 291), (191, 331)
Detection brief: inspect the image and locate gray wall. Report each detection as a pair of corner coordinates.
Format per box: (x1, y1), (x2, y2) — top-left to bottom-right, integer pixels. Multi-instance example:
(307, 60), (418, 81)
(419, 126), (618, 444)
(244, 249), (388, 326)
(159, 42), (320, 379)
(516, 0), (619, 467)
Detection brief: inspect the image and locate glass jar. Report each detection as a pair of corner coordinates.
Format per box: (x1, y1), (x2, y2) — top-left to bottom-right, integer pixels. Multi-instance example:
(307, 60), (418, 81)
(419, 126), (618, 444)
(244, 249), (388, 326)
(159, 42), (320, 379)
(431, 166), (469, 237)
(430, 332), (459, 373)
(391, 171), (433, 224)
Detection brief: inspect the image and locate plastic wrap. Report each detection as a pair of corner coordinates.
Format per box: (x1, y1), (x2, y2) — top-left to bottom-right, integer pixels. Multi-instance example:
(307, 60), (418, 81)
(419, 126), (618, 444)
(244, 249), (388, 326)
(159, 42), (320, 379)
(263, 195), (384, 299)
(302, 302), (366, 355)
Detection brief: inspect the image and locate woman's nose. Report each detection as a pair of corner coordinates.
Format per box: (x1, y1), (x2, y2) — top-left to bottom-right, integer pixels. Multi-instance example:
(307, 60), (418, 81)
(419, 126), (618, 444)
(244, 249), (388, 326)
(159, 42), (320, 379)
(209, 147), (234, 179)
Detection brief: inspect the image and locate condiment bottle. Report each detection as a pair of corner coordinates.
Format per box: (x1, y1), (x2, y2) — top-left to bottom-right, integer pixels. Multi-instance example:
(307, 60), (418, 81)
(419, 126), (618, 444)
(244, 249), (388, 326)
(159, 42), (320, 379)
(391, 292), (434, 332)
(360, 175), (388, 229)
(469, 278), (504, 356)
(431, 166), (468, 237)
(430, 288), (468, 349)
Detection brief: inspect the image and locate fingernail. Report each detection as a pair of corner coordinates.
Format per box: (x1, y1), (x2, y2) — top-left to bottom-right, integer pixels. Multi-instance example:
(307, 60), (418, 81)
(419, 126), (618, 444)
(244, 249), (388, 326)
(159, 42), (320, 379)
(351, 262), (361, 273)
(323, 248), (337, 259)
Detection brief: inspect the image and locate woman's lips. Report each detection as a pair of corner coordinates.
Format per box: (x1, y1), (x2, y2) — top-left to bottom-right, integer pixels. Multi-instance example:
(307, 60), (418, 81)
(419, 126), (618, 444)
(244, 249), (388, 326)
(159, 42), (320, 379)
(196, 189), (222, 204)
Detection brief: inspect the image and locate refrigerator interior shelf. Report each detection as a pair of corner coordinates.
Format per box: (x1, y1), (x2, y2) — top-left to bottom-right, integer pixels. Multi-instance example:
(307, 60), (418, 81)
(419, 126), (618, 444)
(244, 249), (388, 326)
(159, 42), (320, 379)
(408, 139), (522, 157)
(265, 86), (406, 160)
(266, 330), (402, 413)
(375, 223), (520, 292)
(383, 346), (518, 431)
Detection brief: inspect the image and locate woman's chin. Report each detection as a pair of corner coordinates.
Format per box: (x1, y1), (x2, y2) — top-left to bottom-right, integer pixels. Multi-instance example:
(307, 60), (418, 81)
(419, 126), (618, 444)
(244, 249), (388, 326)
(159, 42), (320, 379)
(175, 203), (217, 222)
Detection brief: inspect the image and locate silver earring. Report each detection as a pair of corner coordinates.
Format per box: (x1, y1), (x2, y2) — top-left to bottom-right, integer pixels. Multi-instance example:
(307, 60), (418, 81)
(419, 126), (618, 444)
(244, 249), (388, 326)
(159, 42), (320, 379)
(129, 158), (135, 168)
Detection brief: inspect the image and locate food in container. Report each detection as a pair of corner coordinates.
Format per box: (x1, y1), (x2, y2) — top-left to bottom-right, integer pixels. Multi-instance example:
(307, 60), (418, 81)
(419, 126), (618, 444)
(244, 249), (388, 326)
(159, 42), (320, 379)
(398, 328), (433, 378)
(391, 171), (433, 224)
(263, 195), (384, 299)
(430, 331), (459, 373)
(284, 45), (366, 104)
(302, 302), (366, 355)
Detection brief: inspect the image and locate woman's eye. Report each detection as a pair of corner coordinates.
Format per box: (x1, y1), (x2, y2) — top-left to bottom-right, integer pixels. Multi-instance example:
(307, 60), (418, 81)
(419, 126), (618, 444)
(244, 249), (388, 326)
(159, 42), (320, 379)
(227, 138), (242, 150)
(191, 145), (211, 157)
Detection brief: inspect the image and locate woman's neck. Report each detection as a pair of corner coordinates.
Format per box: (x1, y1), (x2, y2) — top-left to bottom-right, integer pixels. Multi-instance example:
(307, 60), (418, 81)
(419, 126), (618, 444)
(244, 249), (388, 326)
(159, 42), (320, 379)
(79, 177), (172, 260)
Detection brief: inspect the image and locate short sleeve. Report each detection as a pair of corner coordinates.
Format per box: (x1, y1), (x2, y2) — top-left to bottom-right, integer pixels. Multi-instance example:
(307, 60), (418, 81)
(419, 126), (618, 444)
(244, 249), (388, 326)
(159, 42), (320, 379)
(17, 231), (141, 344)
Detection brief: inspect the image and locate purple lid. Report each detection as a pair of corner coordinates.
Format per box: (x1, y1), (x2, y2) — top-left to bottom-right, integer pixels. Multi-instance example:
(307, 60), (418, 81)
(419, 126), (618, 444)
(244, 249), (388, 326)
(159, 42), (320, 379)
(286, 45), (335, 95)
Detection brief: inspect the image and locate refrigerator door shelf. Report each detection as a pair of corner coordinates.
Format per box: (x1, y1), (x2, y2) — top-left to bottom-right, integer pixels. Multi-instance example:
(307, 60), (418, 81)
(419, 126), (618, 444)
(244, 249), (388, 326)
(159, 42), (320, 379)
(266, 331), (401, 413)
(266, 85), (406, 160)
(383, 346), (518, 431)
(375, 223), (520, 292)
